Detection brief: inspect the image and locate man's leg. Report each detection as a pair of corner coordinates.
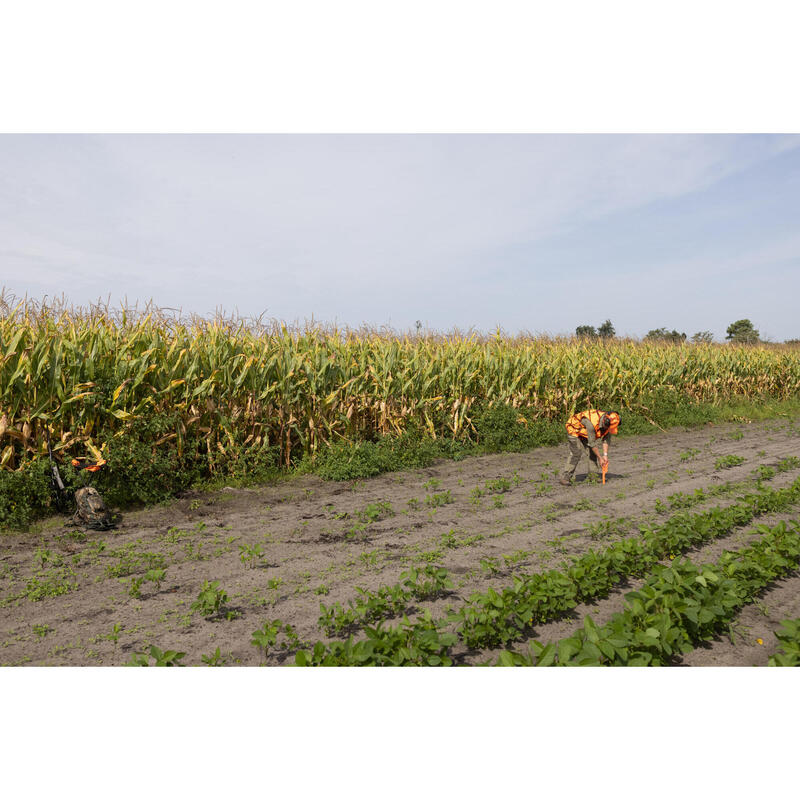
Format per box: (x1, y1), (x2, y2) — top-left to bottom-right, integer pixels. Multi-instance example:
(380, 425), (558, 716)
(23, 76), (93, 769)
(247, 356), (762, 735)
(586, 443), (601, 479)
(560, 436), (583, 484)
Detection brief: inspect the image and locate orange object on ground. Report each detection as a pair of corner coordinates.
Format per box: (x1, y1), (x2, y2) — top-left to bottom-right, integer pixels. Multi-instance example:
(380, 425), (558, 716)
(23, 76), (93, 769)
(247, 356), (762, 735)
(71, 458), (107, 473)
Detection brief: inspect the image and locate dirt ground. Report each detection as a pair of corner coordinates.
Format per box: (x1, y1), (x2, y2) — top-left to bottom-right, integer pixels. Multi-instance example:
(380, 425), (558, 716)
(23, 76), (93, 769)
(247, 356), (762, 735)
(2, 417), (800, 666)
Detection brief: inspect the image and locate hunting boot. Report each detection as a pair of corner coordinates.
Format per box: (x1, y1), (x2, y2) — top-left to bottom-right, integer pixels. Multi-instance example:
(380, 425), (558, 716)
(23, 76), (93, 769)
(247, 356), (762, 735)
(558, 473), (572, 486)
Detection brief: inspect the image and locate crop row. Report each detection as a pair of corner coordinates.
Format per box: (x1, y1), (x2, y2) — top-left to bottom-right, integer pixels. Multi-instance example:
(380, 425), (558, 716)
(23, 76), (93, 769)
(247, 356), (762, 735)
(768, 618), (800, 666)
(656, 457), (799, 513)
(455, 475), (800, 649)
(497, 519), (800, 665)
(293, 478), (800, 665)
(4, 295), (800, 472)
(318, 566), (452, 636)
(308, 458), (798, 642)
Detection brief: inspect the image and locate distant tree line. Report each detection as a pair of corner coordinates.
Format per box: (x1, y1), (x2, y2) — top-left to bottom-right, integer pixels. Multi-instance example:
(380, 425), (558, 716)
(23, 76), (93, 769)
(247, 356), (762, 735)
(724, 319), (759, 344)
(575, 320), (615, 339)
(645, 328), (686, 343)
(572, 319), (795, 344)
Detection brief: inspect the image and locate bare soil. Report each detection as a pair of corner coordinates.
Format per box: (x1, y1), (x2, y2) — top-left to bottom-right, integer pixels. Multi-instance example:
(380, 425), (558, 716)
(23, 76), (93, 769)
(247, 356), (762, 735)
(2, 417), (799, 666)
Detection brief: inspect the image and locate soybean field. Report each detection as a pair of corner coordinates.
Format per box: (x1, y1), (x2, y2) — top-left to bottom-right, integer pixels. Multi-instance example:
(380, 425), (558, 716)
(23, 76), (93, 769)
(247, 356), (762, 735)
(3, 418), (800, 666)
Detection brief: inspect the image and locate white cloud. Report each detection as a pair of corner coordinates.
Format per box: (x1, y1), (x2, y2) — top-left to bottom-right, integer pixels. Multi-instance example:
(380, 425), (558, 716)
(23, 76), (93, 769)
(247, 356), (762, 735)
(1, 134), (798, 326)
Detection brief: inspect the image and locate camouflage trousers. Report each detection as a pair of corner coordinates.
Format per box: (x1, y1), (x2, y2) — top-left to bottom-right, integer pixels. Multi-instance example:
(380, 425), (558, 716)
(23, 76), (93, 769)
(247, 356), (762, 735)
(562, 435), (602, 479)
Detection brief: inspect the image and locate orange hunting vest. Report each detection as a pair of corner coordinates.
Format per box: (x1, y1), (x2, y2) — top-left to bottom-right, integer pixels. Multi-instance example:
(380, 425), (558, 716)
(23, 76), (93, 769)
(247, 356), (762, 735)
(566, 409), (608, 439)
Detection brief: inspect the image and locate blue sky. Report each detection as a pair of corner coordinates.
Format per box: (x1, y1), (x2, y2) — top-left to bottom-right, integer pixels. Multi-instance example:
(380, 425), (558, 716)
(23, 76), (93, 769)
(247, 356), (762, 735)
(1, 134), (798, 340)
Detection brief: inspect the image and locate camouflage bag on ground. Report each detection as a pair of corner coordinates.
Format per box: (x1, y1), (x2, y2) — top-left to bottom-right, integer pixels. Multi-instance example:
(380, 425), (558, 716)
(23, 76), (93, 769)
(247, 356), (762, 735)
(73, 487), (115, 530)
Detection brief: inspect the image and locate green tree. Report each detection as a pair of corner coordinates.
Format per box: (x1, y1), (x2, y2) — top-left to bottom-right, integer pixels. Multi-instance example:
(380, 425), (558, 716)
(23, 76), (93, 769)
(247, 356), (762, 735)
(598, 319), (615, 339)
(725, 319), (759, 344)
(691, 331), (714, 344)
(645, 328), (686, 343)
(575, 325), (597, 338)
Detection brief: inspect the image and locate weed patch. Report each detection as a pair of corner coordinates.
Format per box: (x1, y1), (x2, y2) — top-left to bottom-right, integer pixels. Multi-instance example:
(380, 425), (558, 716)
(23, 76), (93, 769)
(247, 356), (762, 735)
(715, 455), (746, 470)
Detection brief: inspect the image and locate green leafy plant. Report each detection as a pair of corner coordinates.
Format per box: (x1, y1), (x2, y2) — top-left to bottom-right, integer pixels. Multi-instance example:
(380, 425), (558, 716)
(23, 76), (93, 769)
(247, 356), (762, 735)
(768, 618), (800, 666)
(202, 646), (227, 666)
(239, 542), (264, 569)
(317, 565), (453, 637)
(144, 568), (167, 591)
(355, 501), (395, 523)
(472, 478), (512, 505)
(319, 585), (407, 637)
(250, 620), (283, 663)
(457, 476), (800, 651)
(753, 465), (776, 481)
(249, 620), (299, 663)
(57, 529), (87, 543)
(126, 645), (186, 666)
(24, 566), (77, 602)
(344, 521), (368, 541)
(400, 565), (453, 599)
(359, 550), (381, 568)
(503, 549), (532, 567)
(34, 547), (62, 568)
(416, 547), (444, 563)
(33, 624), (53, 638)
(438, 529), (483, 550)
(296, 612), (457, 666)
(105, 623), (122, 648)
(480, 557), (501, 575)
(500, 519), (800, 666)
(715, 455), (745, 470)
(105, 545), (166, 578)
(425, 490), (453, 508)
(542, 503), (559, 522)
(584, 515), (629, 540)
(191, 580), (228, 618)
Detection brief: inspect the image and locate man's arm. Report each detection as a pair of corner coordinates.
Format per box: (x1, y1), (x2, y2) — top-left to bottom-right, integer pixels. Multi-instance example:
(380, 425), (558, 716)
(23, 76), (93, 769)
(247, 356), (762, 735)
(582, 417), (609, 465)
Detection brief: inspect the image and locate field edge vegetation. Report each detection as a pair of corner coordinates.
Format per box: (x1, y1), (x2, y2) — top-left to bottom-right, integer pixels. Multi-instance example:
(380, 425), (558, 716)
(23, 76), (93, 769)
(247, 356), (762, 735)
(3, 296), (800, 529)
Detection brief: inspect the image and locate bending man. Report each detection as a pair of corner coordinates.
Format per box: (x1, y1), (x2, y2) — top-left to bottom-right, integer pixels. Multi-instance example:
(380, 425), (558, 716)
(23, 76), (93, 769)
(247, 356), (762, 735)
(559, 409), (620, 486)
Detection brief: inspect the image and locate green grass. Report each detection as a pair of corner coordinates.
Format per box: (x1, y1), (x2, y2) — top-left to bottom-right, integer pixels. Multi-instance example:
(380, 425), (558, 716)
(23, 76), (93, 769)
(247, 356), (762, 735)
(5, 395), (800, 531)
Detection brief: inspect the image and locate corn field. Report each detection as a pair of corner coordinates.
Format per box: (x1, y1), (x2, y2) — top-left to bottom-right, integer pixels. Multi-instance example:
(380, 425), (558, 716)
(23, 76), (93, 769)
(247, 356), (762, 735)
(2, 294), (800, 472)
